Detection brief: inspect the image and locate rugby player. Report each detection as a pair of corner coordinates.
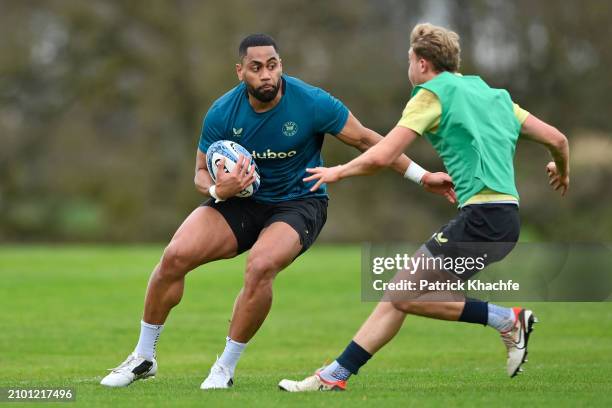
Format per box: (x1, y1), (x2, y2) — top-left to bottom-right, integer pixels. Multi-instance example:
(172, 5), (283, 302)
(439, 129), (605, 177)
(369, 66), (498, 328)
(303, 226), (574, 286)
(279, 23), (570, 391)
(100, 33), (456, 389)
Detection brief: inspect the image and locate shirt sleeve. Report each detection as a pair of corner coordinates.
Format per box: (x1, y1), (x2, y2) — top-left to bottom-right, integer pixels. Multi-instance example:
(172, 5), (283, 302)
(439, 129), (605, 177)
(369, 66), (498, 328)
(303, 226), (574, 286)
(314, 89), (350, 135)
(198, 106), (223, 154)
(396, 89), (442, 135)
(513, 103), (530, 125)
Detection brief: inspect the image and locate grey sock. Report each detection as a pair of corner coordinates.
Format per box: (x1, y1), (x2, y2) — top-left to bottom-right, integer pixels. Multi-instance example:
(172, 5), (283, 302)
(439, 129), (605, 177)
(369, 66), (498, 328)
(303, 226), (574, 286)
(487, 304), (515, 332)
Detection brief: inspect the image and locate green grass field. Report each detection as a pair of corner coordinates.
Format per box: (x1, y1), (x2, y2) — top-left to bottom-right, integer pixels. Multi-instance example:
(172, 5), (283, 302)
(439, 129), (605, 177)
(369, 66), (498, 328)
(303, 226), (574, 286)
(1, 245), (611, 407)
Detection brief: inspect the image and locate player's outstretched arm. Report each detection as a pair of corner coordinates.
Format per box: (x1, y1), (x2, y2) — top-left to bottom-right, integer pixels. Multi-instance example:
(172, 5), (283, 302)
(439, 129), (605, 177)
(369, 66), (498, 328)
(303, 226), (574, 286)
(306, 125), (420, 192)
(336, 112), (415, 175)
(519, 114), (570, 195)
(333, 112), (456, 203)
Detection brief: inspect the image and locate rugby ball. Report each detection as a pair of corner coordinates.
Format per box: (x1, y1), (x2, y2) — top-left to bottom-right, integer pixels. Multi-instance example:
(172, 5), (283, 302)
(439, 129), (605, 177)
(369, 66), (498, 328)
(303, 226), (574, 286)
(206, 140), (261, 197)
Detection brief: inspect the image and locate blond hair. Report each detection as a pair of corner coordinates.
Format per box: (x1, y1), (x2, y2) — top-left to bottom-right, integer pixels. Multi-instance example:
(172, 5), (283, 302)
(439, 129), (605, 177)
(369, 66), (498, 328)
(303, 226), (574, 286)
(410, 23), (461, 72)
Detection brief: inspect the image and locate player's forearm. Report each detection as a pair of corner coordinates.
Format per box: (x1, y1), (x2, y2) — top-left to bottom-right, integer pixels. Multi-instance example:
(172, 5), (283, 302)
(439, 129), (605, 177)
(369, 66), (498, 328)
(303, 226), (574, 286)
(548, 131), (570, 178)
(390, 155), (413, 175)
(337, 158), (380, 179)
(338, 141), (399, 180)
(520, 115), (570, 178)
(359, 128), (416, 175)
(194, 169), (214, 196)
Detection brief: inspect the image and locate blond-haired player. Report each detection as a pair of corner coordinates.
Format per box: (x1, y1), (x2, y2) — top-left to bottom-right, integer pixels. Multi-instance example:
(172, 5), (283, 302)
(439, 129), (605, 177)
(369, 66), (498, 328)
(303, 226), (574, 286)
(279, 23), (569, 391)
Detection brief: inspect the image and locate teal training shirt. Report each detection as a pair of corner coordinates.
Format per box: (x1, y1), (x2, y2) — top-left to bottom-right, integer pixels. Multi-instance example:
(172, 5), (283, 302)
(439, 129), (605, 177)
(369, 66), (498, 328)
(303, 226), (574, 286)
(199, 75), (349, 203)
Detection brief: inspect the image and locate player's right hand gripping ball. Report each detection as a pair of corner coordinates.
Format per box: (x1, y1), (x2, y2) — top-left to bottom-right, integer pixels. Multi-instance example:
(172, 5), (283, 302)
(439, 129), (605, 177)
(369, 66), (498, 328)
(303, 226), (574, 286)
(206, 140), (261, 197)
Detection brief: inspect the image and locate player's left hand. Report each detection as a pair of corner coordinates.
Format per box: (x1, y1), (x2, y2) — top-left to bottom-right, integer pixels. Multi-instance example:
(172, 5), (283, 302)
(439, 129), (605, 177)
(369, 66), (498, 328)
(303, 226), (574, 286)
(304, 165), (343, 192)
(421, 172), (457, 204)
(546, 161), (569, 196)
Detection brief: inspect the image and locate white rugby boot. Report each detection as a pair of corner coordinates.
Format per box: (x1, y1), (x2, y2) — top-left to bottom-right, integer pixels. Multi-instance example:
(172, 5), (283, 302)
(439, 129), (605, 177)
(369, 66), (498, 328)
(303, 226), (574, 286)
(200, 358), (234, 390)
(100, 353), (157, 387)
(501, 307), (538, 377)
(278, 369), (347, 392)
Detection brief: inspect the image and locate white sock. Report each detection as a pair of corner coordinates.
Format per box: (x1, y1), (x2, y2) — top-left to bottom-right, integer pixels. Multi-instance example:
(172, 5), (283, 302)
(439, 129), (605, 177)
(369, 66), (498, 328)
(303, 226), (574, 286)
(487, 304), (515, 332)
(134, 320), (164, 360)
(217, 337), (247, 376)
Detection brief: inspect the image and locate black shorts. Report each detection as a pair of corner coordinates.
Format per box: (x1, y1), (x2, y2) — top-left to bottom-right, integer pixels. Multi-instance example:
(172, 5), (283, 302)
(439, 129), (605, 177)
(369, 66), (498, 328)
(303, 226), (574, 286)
(424, 203), (520, 280)
(202, 196), (328, 255)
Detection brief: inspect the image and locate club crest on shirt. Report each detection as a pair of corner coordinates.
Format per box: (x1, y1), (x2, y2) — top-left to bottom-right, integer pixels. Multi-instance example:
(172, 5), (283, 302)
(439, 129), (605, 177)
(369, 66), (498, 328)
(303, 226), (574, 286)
(282, 121), (298, 137)
(232, 127), (243, 137)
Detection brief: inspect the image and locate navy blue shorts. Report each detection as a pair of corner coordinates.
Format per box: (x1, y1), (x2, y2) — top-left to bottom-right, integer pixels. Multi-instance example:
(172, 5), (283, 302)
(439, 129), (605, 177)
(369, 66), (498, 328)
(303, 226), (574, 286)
(424, 204), (520, 279)
(202, 196), (328, 255)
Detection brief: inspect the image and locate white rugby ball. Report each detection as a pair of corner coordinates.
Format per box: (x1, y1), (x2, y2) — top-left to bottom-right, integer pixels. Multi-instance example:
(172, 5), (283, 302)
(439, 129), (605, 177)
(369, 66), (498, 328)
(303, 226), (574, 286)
(206, 140), (261, 197)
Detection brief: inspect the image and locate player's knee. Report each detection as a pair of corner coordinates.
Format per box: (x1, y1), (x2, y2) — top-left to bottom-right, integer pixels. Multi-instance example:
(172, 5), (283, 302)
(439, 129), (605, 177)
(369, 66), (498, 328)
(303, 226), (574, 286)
(244, 257), (279, 292)
(159, 243), (196, 278)
(246, 255), (281, 277)
(392, 300), (423, 315)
